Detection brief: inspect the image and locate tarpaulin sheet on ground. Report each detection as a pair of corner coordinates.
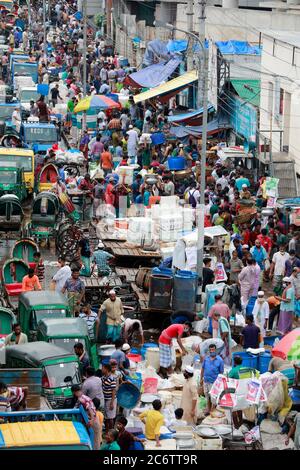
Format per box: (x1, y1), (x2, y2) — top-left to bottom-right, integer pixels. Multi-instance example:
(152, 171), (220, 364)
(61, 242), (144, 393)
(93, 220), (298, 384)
(133, 70), (197, 104)
(170, 118), (231, 138)
(126, 59), (181, 88)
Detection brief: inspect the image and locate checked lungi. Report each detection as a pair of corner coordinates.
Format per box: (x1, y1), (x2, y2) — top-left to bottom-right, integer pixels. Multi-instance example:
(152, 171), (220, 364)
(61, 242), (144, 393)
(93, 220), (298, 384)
(159, 343), (172, 368)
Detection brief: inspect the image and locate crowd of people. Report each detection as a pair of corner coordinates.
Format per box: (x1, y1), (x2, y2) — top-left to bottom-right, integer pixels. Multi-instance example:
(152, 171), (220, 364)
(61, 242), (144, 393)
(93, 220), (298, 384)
(0, 0), (300, 452)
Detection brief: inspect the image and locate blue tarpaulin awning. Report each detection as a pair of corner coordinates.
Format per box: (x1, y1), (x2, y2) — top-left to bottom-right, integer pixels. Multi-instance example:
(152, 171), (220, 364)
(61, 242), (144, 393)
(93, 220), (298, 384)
(170, 118), (231, 138)
(167, 105), (215, 124)
(126, 59), (181, 88)
(215, 40), (261, 55)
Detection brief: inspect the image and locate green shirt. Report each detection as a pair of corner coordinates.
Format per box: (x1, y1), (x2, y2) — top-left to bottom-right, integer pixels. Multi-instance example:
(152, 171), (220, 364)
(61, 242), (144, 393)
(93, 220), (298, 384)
(210, 204), (219, 216)
(228, 365), (242, 379)
(100, 441), (121, 450)
(67, 100), (75, 113)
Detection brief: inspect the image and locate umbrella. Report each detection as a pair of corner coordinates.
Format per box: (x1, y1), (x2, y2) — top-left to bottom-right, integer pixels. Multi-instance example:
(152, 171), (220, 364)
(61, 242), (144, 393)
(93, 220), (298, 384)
(272, 328), (300, 360)
(74, 95), (120, 113)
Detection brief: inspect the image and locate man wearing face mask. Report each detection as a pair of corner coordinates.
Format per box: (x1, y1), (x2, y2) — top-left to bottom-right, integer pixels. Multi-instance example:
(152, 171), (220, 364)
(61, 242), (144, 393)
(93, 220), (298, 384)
(270, 245), (290, 293)
(285, 250), (300, 277)
(252, 291), (270, 345)
(200, 344), (224, 414)
(180, 366), (198, 424)
(158, 322), (192, 379)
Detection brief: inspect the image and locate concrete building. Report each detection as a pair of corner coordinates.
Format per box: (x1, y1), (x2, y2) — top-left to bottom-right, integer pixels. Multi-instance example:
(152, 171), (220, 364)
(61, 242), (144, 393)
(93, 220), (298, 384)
(259, 30), (300, 195)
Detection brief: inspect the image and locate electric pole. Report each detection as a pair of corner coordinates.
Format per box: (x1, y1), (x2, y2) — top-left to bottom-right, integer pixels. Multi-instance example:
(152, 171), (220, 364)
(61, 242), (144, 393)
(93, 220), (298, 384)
(82, 0), (87, 132)
(43, 0), (47, 60)
(186, 0), (194, 72)
(196, 0), (208, 311)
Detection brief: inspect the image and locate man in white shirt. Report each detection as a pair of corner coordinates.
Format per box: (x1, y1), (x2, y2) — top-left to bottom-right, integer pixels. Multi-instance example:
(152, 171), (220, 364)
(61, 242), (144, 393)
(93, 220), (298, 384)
(216, 173), (229, 191)
(12, 107), (21, 133)
(99, 81), (110, 95)
(51, 256), (72, 292)
(270, 246), (290, 291)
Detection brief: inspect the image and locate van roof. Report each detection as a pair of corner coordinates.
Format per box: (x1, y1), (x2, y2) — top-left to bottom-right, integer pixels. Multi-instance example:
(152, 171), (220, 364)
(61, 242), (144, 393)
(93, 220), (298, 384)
(19, 291), (69, 308)
(0, 421), (92, 449)
(5, 341), (76, 363)
(0, 147), (34, 156)
(38, 318), (89, 338)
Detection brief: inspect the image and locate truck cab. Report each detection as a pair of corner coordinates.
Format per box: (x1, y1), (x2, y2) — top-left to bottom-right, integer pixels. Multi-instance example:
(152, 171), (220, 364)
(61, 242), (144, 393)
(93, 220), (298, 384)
(20, 122), (60, 154)
(18, 291), (71, 342)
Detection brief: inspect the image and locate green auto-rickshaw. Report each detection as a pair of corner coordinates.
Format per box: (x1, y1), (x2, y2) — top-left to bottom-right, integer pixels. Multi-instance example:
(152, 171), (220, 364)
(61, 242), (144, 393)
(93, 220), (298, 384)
(0, 307), (16, 336)
(5, 341), (81, 409)
(18, 291), (71, 342)
(37, 317), (99, 370)
(0, 162), (27, 201)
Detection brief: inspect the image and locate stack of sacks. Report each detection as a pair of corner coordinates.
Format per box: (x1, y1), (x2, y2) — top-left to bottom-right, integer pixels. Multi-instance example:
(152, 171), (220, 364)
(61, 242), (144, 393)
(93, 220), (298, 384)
(182, 207), (194, 232)
(158, 213), (183, 242)
(116, 165), (134, 185)
(127, 217), (153, 245)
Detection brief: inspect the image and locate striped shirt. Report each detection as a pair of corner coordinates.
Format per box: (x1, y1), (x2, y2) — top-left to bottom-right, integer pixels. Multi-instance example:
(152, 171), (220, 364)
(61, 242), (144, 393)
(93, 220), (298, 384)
(78, 311), (98, 340)
(108, 118), (121, 130)
(102, 374), (117, 400)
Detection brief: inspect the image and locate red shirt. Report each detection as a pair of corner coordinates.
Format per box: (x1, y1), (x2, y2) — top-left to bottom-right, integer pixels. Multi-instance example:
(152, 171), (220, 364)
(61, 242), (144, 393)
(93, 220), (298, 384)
(159, 324), (184, 345)
(257, 234), (272, 253)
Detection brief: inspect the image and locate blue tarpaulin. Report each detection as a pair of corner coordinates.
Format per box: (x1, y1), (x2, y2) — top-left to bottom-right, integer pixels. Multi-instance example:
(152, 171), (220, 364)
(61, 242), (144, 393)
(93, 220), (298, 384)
(143, 40), (171, 66)
(168, 105), (215, 123)
(215, 40), (261, 55)
(166, 39), (260, 55)
(128, 59), (180, 88)
(170, 117), (230, 138)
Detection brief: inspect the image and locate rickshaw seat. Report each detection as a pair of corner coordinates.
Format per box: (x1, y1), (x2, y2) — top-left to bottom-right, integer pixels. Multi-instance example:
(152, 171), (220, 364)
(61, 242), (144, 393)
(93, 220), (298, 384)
(5, 283), (23, 296)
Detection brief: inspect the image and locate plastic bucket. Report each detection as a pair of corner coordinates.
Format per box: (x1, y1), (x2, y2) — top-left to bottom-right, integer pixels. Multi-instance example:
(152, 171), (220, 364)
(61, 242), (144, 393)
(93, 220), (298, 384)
(143, 377), (158, 394)
(258, 351), (272, 374)
(127, 353), (142, 363)
(145, 347), (160, 371)
(232, 352), (258, 370)
(141, 342), (158, 359)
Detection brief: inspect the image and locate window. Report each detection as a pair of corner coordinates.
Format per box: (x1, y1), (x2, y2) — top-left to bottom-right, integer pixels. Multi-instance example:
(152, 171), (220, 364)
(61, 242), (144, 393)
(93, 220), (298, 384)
(279, 88), (284, 115)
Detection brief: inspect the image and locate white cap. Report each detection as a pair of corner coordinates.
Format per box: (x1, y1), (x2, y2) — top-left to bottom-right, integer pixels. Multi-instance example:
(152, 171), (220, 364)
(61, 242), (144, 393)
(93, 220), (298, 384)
(129, 124), (133, 129)
(242, 184), (248, 188)
(185, 365), (194, 374)
(283, 277), (291, 283)
(258, 291), (264, 296)
(121, 343), (131, 352)
(242, 244), (249, 249)
(179, 144), (184, 148)
(109, 289), (116, 295)
(97, 240), (104, 249)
